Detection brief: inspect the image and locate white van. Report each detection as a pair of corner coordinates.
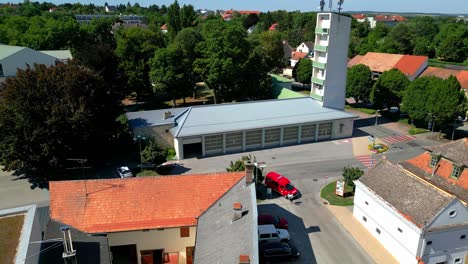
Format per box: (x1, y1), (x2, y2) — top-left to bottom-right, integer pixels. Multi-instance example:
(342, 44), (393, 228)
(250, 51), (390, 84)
(258, 224), (290, 244)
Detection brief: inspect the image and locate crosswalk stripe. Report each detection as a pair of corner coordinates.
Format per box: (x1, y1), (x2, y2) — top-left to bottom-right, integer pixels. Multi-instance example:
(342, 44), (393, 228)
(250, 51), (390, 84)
(381, 134), (415, 144)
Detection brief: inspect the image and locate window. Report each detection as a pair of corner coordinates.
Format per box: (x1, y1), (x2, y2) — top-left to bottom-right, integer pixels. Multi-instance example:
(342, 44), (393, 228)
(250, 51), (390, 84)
(301, 124), (316, 140)
(204, 135), (222, 151)
(180, 227), (190, 237)
(430, 154), (440, 167)
(450, 165), (463, 179)
(397, 228), (403, 233)
(265, 128), (281, 143)
(225, 132), (242, 148)
(246, 130), (262, 146)
(283, 127), (298, 141)
(426, 241), (432, 245)
(362, 216), (367, 222)
(259, 234), (269, 239)
(376, 228), (381, 234)
(454, 258), (462, 264)
(448, 210), (457, 218)
(460, 235), (466, 240)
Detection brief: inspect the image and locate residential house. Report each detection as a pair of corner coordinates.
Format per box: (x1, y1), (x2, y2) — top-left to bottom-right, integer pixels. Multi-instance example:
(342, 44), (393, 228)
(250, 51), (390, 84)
(0, 44), (72, 83)
(354, 159), (468, 264)
(348, 52), (428, 81)
(104, 3), (118, 13)
(399, 138), (468, 204)
(161, 24), (168, 33)
(269, 23), (278, 31)
(49, 170), (257, 264)
(0, 205), (41, 264)
(374, 14), (408, 27)
(290, 51), (308, 67)
(420, 67), (468, 97)
(126, 97), (356, 159)
(222, 10), (261, 21)
(351, 14), (376, 28)
(296, 41), (314, 55)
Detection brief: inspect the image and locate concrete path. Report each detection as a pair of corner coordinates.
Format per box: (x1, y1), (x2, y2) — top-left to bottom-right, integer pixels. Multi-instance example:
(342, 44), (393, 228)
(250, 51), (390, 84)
(327, 205), (399, 264)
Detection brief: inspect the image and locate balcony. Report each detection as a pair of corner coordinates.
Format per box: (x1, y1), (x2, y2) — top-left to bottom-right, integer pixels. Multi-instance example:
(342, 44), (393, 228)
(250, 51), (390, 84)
(312, 77), (325, 86)
(311, 93), (324, 101)
(314, 45), (328, 52)
(313, 61), (326, 69)
(315, 28), (329, 34)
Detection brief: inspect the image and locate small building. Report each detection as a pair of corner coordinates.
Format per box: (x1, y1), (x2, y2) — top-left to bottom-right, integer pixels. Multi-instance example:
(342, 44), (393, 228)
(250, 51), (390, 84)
(374, 14), (408, 27)
(348, 52), (428, 81)
(126, 97), (356, 160)
(354, 159), (468, 264)
(49, 170), (257, 264)
(296, 41), (314, 55)
(161, 23), (168, 33)
(290, 51), (308, 67)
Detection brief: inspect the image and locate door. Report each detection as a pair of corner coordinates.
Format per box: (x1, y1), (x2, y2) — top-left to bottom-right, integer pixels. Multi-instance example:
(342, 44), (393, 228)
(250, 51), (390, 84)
(186, 247), (194, 264)
(110, 244), (138, 264)
(140, 249), (163, 264)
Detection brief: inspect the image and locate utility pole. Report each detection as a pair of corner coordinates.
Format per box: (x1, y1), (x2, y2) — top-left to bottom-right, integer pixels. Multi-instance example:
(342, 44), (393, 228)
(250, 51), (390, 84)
(133, 134), (146, 173)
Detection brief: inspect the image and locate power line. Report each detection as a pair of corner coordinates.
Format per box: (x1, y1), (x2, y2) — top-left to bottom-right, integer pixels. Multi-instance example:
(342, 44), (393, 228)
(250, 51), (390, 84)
(22, 241), (63, 261)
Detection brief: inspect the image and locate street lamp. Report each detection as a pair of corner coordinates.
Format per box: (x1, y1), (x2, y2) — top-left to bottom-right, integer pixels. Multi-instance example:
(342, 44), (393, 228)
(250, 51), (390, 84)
(372, 110), (380, 147)
(133, 134), (146, 173)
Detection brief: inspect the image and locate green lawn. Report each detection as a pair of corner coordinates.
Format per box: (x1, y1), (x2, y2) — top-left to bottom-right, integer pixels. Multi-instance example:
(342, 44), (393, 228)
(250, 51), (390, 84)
(409, 126), (430, 135)
(320, 181), (355, 206)
(345, 105), (376, 115)
(428, 58), (468, 68)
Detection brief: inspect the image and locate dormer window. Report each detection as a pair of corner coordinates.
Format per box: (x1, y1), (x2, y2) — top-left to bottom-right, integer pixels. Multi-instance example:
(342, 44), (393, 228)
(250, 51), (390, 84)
(451, 164), (463, 179)
(430, 153), (441, 167)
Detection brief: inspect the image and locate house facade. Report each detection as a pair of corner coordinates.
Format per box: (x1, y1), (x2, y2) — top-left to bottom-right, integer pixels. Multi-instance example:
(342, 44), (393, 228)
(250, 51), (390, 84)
(49, 171), (256, 264)
(311, 12), (351, 110)
(354, 158), (468, 264)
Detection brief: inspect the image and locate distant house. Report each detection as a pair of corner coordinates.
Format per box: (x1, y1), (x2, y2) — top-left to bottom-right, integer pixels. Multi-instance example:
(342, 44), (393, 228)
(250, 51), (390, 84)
(0, 44), (72, 83)
(290, 51), (308, 67)
(374, 14), (408, 27)
(420, 67), (468, 97)
(50, 169), (258, 264)
(161, 23), (168, 33)
(268, 23), (278, 31)
(222, 9), (261, 21)
(348, 52), (428, 81)
(351, 14), (376, 28)
(295, 41), (314, 55)
(48, 7), (57, 12)
(354, 158), (468, 264)
(104, 3), (118, 13)
(291, 40), (314, 68)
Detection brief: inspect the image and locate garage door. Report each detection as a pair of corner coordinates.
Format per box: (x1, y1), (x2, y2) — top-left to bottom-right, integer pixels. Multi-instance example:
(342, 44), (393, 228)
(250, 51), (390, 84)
(245, 129), (262, 150)
(301, 124), (316, 142)
(318, 123), (332, 140)
(225, 132), (243, 153)
(282, 126), (298, 145)
(204, 134), (223, 155)
(264, 128), (281, 148)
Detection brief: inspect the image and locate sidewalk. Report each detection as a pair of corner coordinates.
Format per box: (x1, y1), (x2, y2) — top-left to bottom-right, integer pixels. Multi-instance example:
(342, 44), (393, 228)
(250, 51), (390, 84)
(352, 136), (386, 156)
(327, 205), (398, 264)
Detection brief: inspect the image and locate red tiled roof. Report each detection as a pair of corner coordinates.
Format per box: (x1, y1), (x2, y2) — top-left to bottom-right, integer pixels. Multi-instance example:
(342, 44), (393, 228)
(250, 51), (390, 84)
(456, 71), (468, 90)
(420, 67), (461, 79)
(352, 14), (366, 20)
(50, 172), (245, 233)
(291, 51), (308, 61)
(393, 55), (428, 76)
(347, 55), (364, 68)
(356, 52), (403, 73)
(269, 23), (278, 31)
(375, 15), (407, 22)
(406, 152), (468, 191)
(161, 24), (167, 30)
(224, 10), (261, 15)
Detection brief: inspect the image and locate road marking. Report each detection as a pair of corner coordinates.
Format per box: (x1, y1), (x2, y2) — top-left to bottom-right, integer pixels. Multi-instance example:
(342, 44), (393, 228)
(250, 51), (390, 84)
(381, 134), (415, 145)
(355, 155), (374, 168)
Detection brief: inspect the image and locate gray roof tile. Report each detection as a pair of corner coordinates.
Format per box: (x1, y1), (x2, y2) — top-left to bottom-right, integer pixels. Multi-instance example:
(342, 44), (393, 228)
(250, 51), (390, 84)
(425, 138), (468, 167)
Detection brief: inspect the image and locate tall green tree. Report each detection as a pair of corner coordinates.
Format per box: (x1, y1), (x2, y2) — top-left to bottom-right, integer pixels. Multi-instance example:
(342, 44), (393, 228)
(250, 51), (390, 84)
(0, 64), (123, 186)
(401, 77), (435, 121)
(180, 4), (197, 28)
(115, 27), (165, 97)
(346, 64), (373, 102)
(166, 0), (181, 40)
(295, 58), (312, 86)
(379, 23), (413, 54)
(370, 69), (409, 108)
(252, 30), (285, 72)
(426, 76), (465, 125)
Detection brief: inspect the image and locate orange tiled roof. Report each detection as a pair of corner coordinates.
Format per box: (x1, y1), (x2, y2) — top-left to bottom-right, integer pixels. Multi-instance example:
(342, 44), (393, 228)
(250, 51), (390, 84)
(291, 51), (308, 61)
(352, 14), (366, 20)
(269, 23), (278, 31)
(356, 52), (403, 73)
(347, 55), (364, 68)
(50, 172), (245, 233)
(161, 24), (167, 30)
(406, 152), (468, 191)
(456, 71), (468, 90)
(420, 67), (461, 79)
(393, 55), (428, 76)
(224, 10), (261, 15)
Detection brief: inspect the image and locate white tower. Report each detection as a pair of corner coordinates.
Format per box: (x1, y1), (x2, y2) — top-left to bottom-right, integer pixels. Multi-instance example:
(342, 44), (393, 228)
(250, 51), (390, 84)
(311, 12), (351, 110)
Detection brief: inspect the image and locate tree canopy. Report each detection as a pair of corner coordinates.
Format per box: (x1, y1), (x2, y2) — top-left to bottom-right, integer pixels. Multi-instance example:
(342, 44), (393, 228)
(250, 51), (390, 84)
(295, 58), (312, 85)
(346, 64), (373, 101)
(370, 69), (409, 108)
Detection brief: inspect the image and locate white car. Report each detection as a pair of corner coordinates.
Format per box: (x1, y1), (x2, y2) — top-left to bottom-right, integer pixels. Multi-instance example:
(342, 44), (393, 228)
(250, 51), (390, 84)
(117, 166), (133, 178)
(258, 224), (290, 244)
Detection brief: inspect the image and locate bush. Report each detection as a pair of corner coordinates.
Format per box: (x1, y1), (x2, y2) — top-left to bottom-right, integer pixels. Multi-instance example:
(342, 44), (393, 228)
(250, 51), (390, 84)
(141, 137), (166, 165)
(226, 155), (264, 183)
(165, 148), (176, 160)
(137, 170), (158, 177)
(409, 127), (429, 135)
(342, 166), (364, 187)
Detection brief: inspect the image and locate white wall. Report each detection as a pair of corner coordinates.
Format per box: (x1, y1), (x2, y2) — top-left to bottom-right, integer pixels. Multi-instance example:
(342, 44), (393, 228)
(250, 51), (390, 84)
(423, 226), (468, 264)
(0, 48), (57, 76)
(174, 138), (183, 160)
(331, 118), (354, 139)
(353, 182), (422, 264)
(108, 226), (197, 264)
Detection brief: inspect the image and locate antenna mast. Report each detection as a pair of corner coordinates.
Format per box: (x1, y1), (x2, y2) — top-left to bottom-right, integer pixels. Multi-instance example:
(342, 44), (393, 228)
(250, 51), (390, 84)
(337, 0), (344, 14)
(319, 0), (325, 12)
(329, 0), (332, 11)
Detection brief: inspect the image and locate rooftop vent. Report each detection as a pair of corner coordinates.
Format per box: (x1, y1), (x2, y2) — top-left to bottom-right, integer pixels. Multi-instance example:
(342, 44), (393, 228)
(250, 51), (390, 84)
(163, 111), (173, 120)
(239, 254), (250, 264)
(233, 202), (243, 221)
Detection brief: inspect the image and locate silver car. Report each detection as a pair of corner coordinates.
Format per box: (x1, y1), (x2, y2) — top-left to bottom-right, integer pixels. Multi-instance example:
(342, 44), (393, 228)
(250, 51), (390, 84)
(116, 166), (133, 178)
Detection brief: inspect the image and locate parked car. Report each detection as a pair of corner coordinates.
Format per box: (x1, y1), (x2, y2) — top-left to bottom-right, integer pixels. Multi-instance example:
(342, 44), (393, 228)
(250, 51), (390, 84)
(264, 172), (299, 199)
(258, 224), (290, 244)
(258, 214), (289, 229)
(116, 166), (133, 178)
(259, 241), (300, 263)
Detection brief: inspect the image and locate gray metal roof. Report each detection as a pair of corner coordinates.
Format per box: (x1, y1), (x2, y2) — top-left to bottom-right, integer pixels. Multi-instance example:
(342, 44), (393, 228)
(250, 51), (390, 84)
(172, 97), (356, 137)
(126, 107), (189, 128)
(0, 44), (25, 61)
(358, 160), (454, 228)
(194, 179), (258, 264)
(39, 50), (73, 61)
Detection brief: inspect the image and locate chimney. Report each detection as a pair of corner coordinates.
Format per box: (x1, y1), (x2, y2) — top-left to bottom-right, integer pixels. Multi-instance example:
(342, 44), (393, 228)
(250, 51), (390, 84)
(233, 202), (243, 221)
(60, 225), (77, 261)
(163, 111), (172, 120)
(244, 161), (254, 184)
(239, 255), (250, 264)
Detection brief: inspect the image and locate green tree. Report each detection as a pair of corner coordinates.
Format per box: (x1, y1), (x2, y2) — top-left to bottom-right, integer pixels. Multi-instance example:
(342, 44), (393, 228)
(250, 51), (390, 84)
(370, 69), (409, 108)
(180, 4), (197, 28)
(346, 64), (373, 102)
(412, 37), (435, 57)
(401, 77), (434, 122)
(436, 35), (468, 62)
(342, 166), (364, 187)
(295, 58), (312, 86)
(141, 137), (166, 165)
(166, 0), (181, 40)
(115, 27), (165, 97)
(226, 155), (264, 183)
(254, 30), (285, 72)
(0, 64), (123, 187)
(426, 76), (465, 126)
(379, 24), (413, 54)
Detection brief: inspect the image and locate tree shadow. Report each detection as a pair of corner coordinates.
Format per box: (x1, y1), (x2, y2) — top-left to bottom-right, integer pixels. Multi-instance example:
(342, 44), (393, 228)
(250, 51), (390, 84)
(258, 204), (318, 264)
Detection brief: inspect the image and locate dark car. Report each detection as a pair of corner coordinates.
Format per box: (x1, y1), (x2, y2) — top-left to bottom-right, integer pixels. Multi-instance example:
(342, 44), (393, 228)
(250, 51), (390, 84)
(259, 241), (300, 263)
(258, 214), (289, 229)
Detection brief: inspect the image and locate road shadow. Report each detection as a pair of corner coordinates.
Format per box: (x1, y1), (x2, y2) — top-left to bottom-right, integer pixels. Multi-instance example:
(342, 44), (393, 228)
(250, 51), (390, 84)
(258, 204), (318, 264)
